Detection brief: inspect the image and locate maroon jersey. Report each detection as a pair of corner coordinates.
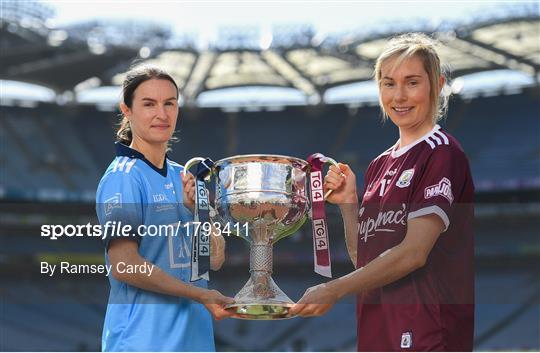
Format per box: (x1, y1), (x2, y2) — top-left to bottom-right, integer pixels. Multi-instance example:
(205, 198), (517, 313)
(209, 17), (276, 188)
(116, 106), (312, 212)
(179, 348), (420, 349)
(356, 125), (474, 351)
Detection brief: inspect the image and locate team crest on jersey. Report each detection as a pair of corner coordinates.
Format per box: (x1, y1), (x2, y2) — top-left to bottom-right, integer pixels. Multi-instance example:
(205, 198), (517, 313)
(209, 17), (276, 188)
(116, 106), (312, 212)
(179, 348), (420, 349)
(401, 331), (412, 349)
(424, 177), (454, 203)
(396, 168), (414, 188)
(104, 193), (122, 216)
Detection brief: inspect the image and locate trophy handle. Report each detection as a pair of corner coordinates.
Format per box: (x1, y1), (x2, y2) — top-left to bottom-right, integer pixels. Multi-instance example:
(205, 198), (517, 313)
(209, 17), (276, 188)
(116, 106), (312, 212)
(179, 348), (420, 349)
(182, 156), (224, 221)
(320, 157), (340, 199)
(183, 157), (210, 177)
(307, 154), (340, 199)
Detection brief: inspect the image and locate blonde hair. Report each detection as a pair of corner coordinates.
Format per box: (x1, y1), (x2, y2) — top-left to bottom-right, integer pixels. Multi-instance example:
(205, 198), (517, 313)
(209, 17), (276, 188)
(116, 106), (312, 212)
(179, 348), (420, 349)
(374, 33), (449, 123)
(116, 65), (179, 147)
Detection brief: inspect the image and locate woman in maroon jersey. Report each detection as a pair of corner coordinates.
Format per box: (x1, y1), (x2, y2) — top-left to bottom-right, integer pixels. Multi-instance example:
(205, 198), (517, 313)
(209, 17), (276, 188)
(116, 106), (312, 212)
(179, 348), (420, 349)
(289, 33), (475, 351)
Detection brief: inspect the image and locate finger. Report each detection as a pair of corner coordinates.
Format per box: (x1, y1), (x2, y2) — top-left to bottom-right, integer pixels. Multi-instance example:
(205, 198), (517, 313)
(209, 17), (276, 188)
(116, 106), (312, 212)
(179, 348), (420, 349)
(323, 185), (340, 196)
(329, 164), (346, 177)
(338, 163), (351, 175)
(314, 304), (331, 316)
(294, 304), (317, 317)
(214, 309), (230, 320)
(182, 177), (193, 190)
(182, 172), (194, 183)
(328, 165), (341, 174)
(324, 174), (344, 185)
(183, 185), (191, 197)
(301, 304), (326, 317)
(216, 305), (237, 320)
(220, 296), (236, 305)
(208, 306), (223, 320)
(327, 171), (346, 183)
(325, 169), (343, 179)
(288, 303), (303, 316)
(325, 177), (345, 189)
(325, 169), (345, 180)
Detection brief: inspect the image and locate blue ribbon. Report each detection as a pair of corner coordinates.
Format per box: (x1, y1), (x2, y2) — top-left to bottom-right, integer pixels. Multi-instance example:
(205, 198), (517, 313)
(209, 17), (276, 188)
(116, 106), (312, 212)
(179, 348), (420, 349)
(190, 158), (214, 282)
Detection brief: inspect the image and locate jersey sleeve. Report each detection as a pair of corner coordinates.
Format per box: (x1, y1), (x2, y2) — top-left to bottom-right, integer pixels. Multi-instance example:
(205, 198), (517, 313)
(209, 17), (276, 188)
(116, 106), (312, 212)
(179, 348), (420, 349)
(96, 171), (145, 249)
(407, 147), (468, 232)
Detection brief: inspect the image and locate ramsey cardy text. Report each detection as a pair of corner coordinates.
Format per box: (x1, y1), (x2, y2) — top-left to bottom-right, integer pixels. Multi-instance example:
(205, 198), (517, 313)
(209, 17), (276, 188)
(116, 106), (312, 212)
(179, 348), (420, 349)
(40, 261), (155, 277)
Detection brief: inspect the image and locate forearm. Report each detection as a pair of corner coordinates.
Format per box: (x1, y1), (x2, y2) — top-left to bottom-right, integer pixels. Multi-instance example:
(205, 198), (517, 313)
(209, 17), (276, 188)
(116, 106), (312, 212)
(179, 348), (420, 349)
(329, 243), (422, 299)
(210, 229), (225, 270)
(339, 200), (359, 267)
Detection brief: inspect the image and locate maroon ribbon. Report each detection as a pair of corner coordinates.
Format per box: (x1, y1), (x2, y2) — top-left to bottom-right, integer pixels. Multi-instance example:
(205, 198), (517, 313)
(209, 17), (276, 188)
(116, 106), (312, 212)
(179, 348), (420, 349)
(307, 153), (333, 278)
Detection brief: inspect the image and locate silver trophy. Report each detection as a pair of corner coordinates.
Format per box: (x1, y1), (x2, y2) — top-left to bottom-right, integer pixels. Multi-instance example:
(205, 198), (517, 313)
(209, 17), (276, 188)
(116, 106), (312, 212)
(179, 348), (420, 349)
(185, 154), (335, 320)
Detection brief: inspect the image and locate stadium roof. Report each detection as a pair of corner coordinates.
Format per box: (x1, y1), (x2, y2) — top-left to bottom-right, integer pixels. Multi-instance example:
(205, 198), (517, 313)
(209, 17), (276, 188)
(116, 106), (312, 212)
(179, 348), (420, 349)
(1, 1), (539, 105)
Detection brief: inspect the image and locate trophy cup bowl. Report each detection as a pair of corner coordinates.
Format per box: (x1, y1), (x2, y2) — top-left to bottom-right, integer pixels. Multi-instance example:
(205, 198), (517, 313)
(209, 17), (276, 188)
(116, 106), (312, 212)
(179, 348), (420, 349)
(214, 154), (309, 319)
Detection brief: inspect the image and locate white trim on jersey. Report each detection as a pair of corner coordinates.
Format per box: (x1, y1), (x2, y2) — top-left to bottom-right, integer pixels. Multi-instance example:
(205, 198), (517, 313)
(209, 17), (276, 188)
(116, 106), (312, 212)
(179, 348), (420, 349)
(391, 124), (442, 158)
(435, 130), (449, 145)
(376, 145), (396, 160)
(425, 138), (436, 149)
(424, 129), (451, 150)
(112, 157), (124, 173)
(125, 158), (137, 173)
(167, 159), (183, 168)
(112, 158), (120, 173)
(431, 133), (442, 145)
(408, 205), (450, 232)
(115, 157), (129, 172)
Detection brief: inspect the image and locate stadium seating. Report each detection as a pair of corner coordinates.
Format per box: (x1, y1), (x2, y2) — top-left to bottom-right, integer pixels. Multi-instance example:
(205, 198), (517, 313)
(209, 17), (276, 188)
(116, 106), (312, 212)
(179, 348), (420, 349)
(1, 92), (538, 199)
(2, 269), (537, 351)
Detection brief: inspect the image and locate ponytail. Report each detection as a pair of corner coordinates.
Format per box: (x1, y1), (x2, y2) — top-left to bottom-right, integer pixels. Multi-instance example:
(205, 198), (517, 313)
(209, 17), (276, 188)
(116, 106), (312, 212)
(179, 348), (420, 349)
(116, 115), (133, 145)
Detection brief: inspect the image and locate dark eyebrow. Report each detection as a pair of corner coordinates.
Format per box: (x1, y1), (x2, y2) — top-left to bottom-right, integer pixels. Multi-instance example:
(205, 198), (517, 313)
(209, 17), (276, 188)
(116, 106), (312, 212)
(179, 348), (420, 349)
(382, 75), (423, 80)
(383, 74), (422, 80)
(141, 97), (177, 102)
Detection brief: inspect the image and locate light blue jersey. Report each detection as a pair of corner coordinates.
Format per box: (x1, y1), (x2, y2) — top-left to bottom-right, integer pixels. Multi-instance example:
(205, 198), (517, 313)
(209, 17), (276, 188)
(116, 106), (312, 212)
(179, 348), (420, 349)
(96, 143), (215, 352)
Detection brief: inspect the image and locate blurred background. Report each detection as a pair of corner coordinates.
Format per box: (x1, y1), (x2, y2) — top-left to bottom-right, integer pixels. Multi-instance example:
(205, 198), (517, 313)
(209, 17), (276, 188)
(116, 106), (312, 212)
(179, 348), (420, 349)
(1, 0), (539, 351)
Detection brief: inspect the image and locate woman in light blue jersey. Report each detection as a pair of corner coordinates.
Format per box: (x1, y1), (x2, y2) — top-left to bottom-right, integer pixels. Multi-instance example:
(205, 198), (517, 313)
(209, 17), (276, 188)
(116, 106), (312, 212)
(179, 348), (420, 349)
(96, 65), (233, 352)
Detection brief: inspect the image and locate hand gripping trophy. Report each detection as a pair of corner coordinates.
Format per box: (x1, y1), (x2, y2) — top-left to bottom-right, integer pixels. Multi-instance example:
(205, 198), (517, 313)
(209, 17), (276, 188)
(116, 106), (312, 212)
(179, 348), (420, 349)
(184, 153), (337, 320)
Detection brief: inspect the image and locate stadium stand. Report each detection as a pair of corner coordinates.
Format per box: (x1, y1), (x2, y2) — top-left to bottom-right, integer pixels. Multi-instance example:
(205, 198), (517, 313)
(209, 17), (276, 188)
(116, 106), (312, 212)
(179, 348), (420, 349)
(1, 91), (538, 198)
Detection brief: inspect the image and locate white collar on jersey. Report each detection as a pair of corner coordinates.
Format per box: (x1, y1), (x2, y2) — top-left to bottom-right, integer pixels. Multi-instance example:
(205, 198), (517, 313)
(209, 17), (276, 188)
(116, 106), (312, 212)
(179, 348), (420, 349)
(391, 124), (441, 159)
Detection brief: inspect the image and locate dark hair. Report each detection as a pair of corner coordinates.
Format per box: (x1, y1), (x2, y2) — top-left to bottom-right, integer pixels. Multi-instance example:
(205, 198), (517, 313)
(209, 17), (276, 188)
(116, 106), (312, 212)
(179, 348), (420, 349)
(116, 65), (179, 145)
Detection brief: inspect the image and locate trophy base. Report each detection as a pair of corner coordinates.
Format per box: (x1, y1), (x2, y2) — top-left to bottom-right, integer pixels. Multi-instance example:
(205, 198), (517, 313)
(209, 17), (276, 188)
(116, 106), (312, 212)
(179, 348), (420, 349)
(226, 303), (294, 320)
(227, 274), (296, 320)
